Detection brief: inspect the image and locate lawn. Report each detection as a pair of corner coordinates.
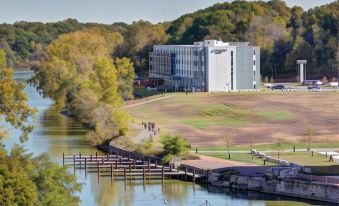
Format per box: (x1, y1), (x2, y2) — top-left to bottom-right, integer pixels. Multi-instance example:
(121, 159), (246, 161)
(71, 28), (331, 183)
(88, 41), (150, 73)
(195, 142), (339, 152)
(202, 150), (339, 175)
(178, 104), (291, 129)
(266, 151), (339, 175)
(124, 92), (339, 147)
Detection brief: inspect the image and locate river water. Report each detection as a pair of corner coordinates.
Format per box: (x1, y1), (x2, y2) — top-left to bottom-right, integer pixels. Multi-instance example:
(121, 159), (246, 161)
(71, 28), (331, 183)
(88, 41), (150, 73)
(4, 69), (330, 206)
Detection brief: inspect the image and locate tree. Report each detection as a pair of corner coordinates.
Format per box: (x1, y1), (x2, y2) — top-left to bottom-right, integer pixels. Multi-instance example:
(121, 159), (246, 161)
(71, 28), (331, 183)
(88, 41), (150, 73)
(304, 127), (314, 152)
(272, 138), (286, 166)
(0, 49), (36, 142)
(32, 30), (133, 144)
(321, 76), (329, 85)
(0, 49), (81, 206)
(160, 135), (190, 162)
(224, 135), (232, 159)
(115, 57), (135, 100)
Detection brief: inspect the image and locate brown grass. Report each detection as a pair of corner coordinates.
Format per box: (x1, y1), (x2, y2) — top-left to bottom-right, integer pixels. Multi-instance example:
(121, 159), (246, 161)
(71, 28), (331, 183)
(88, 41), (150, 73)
(125, 92), (339, 147)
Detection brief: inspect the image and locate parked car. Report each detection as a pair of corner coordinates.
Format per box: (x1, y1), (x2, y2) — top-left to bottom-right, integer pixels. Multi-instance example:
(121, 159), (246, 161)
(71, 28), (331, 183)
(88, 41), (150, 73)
(264, 83), (273, 88)
(271, 85), (285, 90)
(329, 82), (339, 87)
(308, 86), (321, 92)
(284, 87), (298, 91)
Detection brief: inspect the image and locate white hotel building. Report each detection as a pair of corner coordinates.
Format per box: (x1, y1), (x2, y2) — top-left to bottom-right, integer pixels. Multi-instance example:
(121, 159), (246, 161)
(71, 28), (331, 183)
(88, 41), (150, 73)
(149, 40), (260, 92)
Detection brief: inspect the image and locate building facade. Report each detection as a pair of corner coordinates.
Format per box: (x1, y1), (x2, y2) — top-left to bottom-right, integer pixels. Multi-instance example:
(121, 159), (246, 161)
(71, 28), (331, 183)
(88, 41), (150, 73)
(149, 40), (260, 92)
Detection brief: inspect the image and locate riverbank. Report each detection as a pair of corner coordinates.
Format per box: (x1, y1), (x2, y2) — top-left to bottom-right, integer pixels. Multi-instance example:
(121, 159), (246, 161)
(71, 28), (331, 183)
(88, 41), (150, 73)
(206, 167), (339, 204)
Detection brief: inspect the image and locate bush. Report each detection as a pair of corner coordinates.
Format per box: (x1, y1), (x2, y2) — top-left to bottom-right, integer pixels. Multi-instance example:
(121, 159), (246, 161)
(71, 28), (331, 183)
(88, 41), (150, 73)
(160, 135), (191, 162)
(321, 76), (328, 85)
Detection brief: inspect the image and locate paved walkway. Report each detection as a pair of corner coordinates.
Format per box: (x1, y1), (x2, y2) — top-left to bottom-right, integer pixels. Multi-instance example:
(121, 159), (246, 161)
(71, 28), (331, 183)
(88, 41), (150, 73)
(182, 155), (257, 170)
(128, 123), (157, 144)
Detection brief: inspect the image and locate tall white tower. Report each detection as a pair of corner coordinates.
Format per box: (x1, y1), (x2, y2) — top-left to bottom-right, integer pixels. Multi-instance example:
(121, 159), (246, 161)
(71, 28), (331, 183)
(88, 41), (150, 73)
(297, 60), (307, 83)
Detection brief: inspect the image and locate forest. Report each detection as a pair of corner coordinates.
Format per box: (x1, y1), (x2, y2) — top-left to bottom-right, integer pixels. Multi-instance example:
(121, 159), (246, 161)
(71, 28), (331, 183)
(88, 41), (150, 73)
(0, 0), (338, 79)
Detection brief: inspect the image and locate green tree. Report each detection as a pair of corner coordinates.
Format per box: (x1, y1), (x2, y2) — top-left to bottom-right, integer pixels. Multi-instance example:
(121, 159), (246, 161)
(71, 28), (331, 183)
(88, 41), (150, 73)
(32, 30), (133, 144)
(0, 49), (36, 142)
(160, 135), (191, 162)
(115, 57), (135, 100)
(0, 49), (81, 206)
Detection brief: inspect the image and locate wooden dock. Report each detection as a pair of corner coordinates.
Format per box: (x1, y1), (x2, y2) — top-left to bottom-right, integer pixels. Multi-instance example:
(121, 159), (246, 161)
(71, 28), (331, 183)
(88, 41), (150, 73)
(63, 152), (204, 182)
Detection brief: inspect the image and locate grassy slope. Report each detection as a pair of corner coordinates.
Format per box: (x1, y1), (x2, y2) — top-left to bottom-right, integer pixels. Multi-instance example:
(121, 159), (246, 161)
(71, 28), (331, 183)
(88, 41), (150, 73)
(126, 92), (292, 130)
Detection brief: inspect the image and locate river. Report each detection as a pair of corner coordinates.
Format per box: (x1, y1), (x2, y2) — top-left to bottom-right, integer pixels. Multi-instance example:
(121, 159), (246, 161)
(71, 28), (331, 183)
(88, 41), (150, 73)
(4, 69), (330, 206)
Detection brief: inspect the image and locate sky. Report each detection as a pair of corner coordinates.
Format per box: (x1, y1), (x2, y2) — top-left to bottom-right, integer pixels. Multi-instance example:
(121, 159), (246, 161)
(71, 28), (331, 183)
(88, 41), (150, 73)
(0, 0), (335, 24)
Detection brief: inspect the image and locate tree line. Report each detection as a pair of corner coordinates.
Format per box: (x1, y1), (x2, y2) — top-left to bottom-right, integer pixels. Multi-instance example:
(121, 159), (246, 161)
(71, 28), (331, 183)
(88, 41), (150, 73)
(0, 0), (337, 79)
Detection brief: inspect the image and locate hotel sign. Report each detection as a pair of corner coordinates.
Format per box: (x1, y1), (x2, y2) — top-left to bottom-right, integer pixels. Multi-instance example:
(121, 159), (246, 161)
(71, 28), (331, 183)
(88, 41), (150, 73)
(210, 49), (227, 54)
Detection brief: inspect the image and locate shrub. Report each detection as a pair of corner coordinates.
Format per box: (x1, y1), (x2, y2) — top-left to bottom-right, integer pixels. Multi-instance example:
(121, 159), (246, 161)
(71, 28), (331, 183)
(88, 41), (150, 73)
(160, 135), (191, 162)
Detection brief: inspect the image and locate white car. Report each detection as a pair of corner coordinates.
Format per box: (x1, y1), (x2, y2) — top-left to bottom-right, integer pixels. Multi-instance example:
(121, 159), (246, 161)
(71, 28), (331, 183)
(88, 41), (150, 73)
(284, 87), (298, 92)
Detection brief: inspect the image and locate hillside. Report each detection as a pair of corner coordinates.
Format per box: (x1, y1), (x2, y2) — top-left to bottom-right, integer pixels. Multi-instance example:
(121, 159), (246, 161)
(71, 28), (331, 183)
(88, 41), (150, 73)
(0, 0), (338, 80)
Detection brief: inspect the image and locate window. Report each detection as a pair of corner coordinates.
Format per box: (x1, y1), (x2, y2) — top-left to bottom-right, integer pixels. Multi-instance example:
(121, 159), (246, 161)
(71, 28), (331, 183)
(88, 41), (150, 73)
(231, 51), (234, 90)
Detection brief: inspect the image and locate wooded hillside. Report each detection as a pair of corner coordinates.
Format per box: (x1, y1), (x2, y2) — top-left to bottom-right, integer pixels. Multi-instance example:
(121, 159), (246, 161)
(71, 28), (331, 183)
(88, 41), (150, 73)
(0, 0), (338, 80)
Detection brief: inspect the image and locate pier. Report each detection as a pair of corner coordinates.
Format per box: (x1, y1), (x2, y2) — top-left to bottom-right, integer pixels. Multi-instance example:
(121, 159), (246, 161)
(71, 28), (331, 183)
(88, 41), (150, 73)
(62, 152), (204, 182)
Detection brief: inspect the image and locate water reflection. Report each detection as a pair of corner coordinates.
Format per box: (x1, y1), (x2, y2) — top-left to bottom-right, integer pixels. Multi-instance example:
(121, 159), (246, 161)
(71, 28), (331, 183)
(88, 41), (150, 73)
(6, 69), (328, 206)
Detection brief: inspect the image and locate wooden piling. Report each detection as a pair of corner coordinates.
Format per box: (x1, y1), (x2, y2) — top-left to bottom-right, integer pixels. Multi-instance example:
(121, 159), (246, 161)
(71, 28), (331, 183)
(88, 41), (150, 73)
(119, 157), (122, 165)
(85, 158), (87, 175)
(185, 168), (187, 180)
(115, 160), (118, 169)
(162, 166), (164, 181)
(73, 155), (76, 174)
(143, 167), (145, 180)
(124, 168), (127, 180)
(97, 161), (100, 180)
(79, 152), (81, 159)
(107, 153), (109, 161)
(155, 160), (158, 168)
(133, 159), (136, 169)
(101, 157), (104, 164)
(111, 164), (113, 180)
(62, 152), (65, 167)
(193, 169), (196, 182)
(96, 152), (98, 159)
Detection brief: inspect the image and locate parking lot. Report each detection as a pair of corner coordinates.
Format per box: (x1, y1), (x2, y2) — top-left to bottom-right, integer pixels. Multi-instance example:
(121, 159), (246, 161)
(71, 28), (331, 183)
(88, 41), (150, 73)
(263, 83), (339, 92)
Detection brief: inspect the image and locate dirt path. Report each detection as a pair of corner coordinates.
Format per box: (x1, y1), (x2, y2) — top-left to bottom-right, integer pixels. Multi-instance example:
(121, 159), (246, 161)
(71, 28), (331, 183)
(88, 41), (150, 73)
(123, 95), (173, 108)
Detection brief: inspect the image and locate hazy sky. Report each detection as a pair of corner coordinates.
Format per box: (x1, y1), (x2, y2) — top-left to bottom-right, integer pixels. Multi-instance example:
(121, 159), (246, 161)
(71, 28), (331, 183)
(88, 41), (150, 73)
(0, 0), (335, 24)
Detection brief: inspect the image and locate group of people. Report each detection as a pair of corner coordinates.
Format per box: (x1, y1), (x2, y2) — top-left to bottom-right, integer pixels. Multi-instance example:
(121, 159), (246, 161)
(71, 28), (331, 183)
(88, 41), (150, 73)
(142, 121), (160, 135)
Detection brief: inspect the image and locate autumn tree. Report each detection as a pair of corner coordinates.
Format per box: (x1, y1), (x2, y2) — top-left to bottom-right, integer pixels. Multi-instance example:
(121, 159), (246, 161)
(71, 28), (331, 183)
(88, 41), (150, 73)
(31, 29), (134, 144)
(0, 49), (81, 206)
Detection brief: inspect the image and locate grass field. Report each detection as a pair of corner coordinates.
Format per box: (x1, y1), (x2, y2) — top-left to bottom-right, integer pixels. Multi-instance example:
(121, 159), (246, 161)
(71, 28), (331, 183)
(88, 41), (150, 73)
(195, 142), (339, 152)
(202, 151), (339, 175)
(267, 151), (339, 175)
(125, 92), (339, 148)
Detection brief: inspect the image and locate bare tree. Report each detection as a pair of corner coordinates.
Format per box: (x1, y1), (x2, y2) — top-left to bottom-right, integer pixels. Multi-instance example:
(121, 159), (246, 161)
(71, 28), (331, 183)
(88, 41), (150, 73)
(273, 138), (285, 166)
(304, 127), (314, 153)
(224, 135), (232, 159)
